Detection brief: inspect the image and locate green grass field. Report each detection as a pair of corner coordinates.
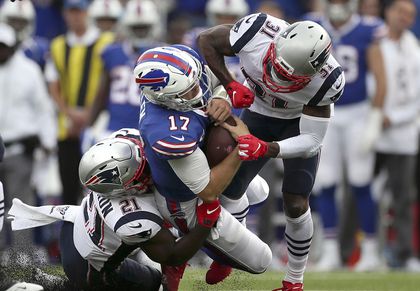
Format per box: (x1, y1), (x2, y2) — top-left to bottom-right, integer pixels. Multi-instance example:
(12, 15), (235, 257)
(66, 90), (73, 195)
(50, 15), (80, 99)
(3, 265), (420, 291)
(179, 269), (420, 291)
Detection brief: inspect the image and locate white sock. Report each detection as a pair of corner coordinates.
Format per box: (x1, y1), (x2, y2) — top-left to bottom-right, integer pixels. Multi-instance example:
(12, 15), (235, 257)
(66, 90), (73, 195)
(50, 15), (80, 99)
(219, 194), (249, 224)
(284, 208), (313, 284)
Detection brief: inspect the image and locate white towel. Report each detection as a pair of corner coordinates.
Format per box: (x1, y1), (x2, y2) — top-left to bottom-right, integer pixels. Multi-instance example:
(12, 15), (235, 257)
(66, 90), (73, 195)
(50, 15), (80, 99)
(8, 198), (80, 230)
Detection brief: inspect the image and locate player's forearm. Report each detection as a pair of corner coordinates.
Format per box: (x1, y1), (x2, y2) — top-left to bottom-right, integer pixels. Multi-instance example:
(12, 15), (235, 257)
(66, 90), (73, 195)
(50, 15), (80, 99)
(199, 148), (241, 202)
(197, 25), (235, 87)
(267, 114), (329, 159)
(166, 226), (211, 265)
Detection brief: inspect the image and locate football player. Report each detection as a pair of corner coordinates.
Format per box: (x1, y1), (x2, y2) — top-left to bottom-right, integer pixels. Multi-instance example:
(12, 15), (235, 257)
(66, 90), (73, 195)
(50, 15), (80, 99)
(182, 0), (249, 85)
(88, 0), (123, 33)
(0, 0), (49, 70)
(306, 0), (386, 271)
(9, 130), (221, 291)
(135, 45), (272, 285)
(87, 0), (165, 143)
(198, 15), (345, 291)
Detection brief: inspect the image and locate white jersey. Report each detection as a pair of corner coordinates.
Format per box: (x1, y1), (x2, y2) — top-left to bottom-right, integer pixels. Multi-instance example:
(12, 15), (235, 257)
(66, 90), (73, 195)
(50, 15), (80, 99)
(230, 13), (345, 119)
(73, 190), (164, 271)
(375, 31), (420, 155)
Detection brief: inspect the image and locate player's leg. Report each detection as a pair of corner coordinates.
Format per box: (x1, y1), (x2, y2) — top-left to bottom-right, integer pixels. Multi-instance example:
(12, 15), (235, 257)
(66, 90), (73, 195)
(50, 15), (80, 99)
(384, 154), (416, 268)
(313, 119), (343, 271)
(154, 193), (272, 275)
(111, 258), (162, 291)
(59, 221), (89, 289)
(203, 207), (272, 273)
(279, 153), (319, 288)
(346, 111), (379, 271)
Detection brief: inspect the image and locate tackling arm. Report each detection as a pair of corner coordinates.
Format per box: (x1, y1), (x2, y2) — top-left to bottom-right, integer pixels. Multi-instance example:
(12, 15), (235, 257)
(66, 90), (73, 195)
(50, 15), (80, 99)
(197, 25), (236, 87)
(225, 105), (331, 160)
(139, 200), (220, 265)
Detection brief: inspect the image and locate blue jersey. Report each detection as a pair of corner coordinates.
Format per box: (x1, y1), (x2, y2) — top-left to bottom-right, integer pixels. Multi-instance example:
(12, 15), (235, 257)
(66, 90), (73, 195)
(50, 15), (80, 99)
(101, 43), (140, 131)
(139, 48), (212, 201)
(102, 42), (166, 131)
(21, 36), (50, 70)
(309, 15), (385, 106)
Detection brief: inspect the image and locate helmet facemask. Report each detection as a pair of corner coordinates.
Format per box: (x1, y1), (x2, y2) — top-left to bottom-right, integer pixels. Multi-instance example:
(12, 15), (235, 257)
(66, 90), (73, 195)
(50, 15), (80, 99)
(262, 42), (312, 93)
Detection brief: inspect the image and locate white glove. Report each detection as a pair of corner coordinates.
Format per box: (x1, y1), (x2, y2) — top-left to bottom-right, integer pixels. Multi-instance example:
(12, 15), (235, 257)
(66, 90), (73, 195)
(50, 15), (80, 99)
(360, 107), (383, 153)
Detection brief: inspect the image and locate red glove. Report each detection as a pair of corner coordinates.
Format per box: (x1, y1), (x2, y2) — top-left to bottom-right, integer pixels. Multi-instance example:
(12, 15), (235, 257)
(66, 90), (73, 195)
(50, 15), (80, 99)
(226, 81), (255, 108)
(237, 134), (268, 160)
(196, 200), (221, 228)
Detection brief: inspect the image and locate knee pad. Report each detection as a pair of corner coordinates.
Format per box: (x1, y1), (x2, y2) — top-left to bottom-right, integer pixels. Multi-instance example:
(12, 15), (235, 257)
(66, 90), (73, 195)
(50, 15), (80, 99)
(246, 175), (269, 206)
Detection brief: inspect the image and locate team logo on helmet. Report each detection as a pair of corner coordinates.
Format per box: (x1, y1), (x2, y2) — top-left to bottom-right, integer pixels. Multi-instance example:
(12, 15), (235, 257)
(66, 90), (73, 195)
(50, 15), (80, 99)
(136, 69), (170, 92)
(310, 43), (332, 71)
(85, 166), (122, 186)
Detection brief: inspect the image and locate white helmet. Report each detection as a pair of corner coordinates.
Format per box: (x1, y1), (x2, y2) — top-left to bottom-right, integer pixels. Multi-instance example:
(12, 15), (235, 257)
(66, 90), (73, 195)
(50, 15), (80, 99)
(122, 0), (159, 42)
(79, 130), (151, 199)
(0, 0), (35, 41)
(89, 0), (123, 20)
(324, 0), (358, 22)
(206, 0), (249, 19)
(262, 20), (332, 93)
(134, 46), (209, 112)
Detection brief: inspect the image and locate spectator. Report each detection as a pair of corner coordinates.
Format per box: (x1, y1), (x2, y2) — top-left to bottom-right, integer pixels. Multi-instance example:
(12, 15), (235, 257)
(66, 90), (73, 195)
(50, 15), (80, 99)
(0, 23), (55, 264)
(359, 0), (383, 17)
(307, 0), (387, 271)
(45, 0), (114, 204)
(0, 0), (50, 70)
(374, 0), (420, 271)
(256, 1), (285, 19)
(88, 0), (123, 33)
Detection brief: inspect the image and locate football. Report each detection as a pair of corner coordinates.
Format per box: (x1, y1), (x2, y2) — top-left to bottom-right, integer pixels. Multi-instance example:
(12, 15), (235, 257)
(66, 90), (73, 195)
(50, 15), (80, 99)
(204, 116), (237, 168)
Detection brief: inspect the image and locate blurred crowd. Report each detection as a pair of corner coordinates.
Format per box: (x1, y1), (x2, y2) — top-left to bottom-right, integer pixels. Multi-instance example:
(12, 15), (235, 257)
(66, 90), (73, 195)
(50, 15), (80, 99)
(0, 0), (419, 274)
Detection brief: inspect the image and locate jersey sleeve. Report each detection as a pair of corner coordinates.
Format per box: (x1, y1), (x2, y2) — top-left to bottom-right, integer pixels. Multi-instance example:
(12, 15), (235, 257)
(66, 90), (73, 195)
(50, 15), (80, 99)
(229, 13), (268, 54)
(115, 210), (164, 245)
(101, 43), (130, 72)
(307, 56), (346, 106)
(151, 132), (199, 160)
(167, 147), (210, 194)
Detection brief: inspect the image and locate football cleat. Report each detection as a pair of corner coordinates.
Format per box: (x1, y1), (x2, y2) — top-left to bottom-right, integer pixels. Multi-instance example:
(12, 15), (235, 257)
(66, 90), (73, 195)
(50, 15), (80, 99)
(161, 262), (187, 291)
(205, 261), (232, 285)
(272, 280), (304, 291)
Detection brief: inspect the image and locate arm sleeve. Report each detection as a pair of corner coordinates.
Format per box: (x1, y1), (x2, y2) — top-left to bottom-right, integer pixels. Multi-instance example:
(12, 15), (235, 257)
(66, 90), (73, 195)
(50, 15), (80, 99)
(277, 114), (329, 159)
(168, 148), (211, 194)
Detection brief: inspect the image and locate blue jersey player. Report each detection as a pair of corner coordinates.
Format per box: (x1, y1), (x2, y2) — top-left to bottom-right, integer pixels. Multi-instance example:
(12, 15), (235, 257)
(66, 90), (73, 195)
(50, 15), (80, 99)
(135, 45), (272, 285)
(306, 0), (387, 272)
(88, 0), (165, 139)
